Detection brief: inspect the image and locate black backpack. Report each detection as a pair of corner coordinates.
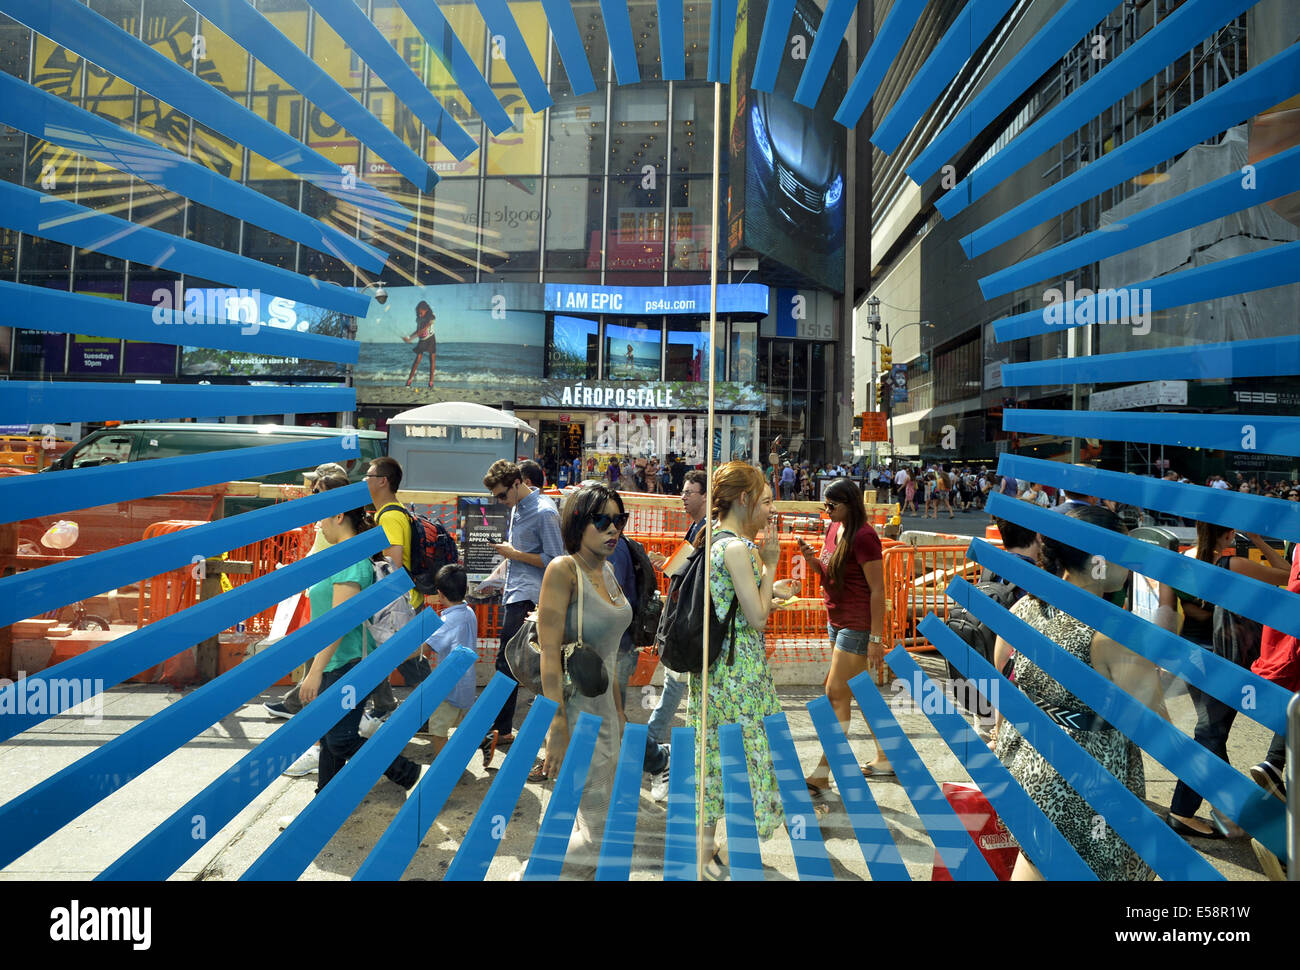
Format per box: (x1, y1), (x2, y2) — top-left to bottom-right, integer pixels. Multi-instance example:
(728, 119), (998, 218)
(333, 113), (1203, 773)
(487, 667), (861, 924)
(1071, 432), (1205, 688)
(624, 536), (663, 647)
(656, 532), (740, 674)
(943, 579), (1018, 718)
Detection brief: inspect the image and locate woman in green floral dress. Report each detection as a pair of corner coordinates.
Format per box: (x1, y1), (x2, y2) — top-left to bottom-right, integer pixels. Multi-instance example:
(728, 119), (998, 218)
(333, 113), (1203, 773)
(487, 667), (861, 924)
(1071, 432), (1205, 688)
(688, 461), (798, 877)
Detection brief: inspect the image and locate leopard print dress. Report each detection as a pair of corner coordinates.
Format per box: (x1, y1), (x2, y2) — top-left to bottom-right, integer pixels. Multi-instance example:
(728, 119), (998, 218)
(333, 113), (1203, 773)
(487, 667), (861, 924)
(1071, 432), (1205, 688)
(994, 596), (1155, 881)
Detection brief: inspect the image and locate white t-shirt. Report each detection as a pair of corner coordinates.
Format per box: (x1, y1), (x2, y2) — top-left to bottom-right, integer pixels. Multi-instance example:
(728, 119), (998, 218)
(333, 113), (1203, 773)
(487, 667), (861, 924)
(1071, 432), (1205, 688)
(1211, 479), (1230, 489)
(894, 469), (907, 486)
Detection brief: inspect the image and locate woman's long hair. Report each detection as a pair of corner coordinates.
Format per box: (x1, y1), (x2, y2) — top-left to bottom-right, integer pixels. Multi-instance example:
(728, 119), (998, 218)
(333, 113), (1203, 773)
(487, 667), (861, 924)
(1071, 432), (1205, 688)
(415, 300), (433, 320)
(824, 478), (866, 590)
(1037, 503), (1124, 581)
(1194, 520), (1233, 564)
(694, 461), (766, 547)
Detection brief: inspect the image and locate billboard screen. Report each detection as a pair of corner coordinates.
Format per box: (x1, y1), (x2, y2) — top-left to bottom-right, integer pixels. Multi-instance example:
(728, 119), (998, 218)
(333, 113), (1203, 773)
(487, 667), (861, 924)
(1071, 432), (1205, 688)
(728, 0), (847, 293)
(179, 288), (350, 378)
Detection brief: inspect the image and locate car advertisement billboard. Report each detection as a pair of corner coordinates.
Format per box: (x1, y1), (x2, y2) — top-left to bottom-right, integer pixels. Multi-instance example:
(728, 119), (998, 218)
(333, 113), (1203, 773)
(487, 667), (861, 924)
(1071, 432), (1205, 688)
(728, 0), (847, 293)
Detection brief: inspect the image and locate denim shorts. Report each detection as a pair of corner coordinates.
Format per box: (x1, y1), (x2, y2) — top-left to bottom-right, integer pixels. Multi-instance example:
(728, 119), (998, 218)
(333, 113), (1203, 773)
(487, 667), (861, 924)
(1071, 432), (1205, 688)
(827, 623), (871, 656)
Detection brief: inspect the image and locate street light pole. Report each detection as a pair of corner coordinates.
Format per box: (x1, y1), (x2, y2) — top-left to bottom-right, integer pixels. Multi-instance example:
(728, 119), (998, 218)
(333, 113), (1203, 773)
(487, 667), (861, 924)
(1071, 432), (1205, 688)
(865, 296), (881, 468)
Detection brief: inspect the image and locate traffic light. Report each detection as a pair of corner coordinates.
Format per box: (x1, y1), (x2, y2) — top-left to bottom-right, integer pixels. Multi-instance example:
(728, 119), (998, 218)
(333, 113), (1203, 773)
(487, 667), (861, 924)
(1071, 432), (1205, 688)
(880, 346), (893, 370)
(876, 382), (884, 407)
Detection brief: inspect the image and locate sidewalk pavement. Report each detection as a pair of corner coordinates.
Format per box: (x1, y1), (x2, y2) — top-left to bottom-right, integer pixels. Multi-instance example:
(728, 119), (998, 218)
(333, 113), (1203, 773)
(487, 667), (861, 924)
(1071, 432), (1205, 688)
(0, 654), (1277, 881)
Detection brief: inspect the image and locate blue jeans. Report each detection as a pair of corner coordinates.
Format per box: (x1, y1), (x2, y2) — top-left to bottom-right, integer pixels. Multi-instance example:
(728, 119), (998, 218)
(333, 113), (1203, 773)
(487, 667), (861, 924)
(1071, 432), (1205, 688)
(646, 668), (688, 745)
(827, 623), (871, 656)
(316, 660), (419, 793)
(1169, 683), (1239, 817)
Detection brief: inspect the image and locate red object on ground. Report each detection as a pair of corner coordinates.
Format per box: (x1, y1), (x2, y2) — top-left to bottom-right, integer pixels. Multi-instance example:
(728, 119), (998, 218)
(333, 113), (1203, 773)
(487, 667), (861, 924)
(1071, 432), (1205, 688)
(930, 782), (1019, 881)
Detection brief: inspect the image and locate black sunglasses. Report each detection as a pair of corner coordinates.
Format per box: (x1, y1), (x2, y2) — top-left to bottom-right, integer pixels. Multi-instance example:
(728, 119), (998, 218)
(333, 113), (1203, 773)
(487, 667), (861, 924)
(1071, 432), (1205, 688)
(822, 500), (839, 511)
(590, 512), (630, 532)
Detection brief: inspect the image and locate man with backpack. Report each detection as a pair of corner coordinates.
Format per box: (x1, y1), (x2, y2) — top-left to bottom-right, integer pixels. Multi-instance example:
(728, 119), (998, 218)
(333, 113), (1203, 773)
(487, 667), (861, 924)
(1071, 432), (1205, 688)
(480, 459), (564, 763)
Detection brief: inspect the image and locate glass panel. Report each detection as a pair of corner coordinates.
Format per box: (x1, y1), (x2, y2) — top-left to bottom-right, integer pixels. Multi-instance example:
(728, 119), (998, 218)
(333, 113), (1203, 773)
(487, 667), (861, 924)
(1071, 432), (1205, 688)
(682, 0), (713, 80)
(548, 81), (606, 177)
(609, 85), (667, 177)
(418, 178), (481, 284)
(570, 0), (610, 82)
(603, 316), (661, 380)
(671, 84), (715, 174)
(487, 1), (548, 88)
(668, 176), (714, 272)
(480, 178), (542, 273)
(547, 314), (599, 379)
(665, 318), (723, 382)
(606, 176), (665, 279)
(544, 178), (603, 274)
(770, 339), (791, 389)
(242, 181), (299, 269)
(791, 341), (808, 388)
(810, 341), (826, 390)
(729, 319), (757, 383)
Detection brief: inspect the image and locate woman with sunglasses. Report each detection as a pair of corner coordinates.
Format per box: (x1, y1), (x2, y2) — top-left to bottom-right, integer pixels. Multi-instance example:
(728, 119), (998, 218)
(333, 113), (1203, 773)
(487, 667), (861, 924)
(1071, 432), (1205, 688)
(798, 479), (889, 796)
(536, 482), (633, 868)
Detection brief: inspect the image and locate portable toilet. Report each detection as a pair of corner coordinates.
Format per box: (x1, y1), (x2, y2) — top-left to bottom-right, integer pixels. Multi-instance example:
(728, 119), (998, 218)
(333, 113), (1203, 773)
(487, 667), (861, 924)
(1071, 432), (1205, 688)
(388, 401), (537, 493)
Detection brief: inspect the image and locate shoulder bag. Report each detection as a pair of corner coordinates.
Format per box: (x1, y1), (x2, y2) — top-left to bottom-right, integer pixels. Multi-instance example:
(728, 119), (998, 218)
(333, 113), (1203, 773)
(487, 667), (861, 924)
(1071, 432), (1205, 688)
(504, 559), (609, 699)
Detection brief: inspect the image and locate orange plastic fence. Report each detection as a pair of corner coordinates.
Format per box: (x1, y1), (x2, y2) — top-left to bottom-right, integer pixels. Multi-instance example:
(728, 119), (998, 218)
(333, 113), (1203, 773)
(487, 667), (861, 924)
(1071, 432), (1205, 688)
(882, 544), (985, 654)
(137, 521), (205, 629)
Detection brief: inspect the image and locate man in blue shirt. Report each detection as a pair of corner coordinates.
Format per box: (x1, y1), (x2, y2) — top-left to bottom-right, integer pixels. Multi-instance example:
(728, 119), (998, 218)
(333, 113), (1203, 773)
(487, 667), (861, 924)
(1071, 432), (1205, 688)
(779, 461), (796, 499)
(480, 459), (564, 759)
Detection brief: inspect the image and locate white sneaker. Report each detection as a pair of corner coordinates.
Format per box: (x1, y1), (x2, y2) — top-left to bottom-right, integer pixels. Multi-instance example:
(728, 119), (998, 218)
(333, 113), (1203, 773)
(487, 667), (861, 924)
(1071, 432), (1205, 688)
(283, 744), (319, 777)
(650, 744), (671, 802)
(358, 712), (385, 739)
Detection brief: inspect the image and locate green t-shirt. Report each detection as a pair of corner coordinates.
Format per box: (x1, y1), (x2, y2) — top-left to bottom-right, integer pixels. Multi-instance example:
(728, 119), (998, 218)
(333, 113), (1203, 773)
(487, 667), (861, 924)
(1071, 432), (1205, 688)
(308, 558), (374, 672)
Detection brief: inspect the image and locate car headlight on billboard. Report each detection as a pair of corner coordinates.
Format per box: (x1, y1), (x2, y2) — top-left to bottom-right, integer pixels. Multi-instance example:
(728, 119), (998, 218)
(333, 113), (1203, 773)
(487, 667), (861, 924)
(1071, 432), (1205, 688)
(824, 172), (842, 208)
(751, 102), (773, 167)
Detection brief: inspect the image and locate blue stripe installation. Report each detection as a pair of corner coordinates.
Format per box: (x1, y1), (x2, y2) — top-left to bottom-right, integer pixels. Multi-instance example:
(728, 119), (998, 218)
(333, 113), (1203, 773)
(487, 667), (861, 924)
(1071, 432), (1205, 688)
(600, 0), (641, 86)
(523, 712), (601, 880)
(0, 531), (388, 741)
(595, 722), (648, 880)
(540, 0), (598, 94)
(885, 650), (1098, 880)
(984, 492), (1300, 636)
(965, 538), (1294, 737)
(962, 42), (1300, 258)
(999, 408), (1300, 465)
(0, 437), (355, 526)
(443, 695), (559, 881)
(806, 696), (910, 880)
(752, 0), (797, 92)
(996, 454), (1300, 545)
(242, 648), (473, 881)
(920, 615), (1223, 880)
(847, 674), (997, 881)
(663, 725), (697, 881)
(474, 0), (554, 111)
(657, 0), (686, 80)
(792, 0), (856, 109)
(354, 673), (516, 881)
(718, 723), (764, 880)
(828, 0), (925, 122)
(707, 0), (738, 83)
(950, 578), (1288, 858)
(97, 609), (437, 880)
(763, 713), (834, 880)
(1000, 335), (1300, 386)
(0, 382), (353, 426)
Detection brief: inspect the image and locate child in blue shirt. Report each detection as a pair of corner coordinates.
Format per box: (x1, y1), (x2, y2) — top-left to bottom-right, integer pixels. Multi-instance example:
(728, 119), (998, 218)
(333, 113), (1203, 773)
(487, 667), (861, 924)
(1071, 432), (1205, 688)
(423, 564), (480, 756)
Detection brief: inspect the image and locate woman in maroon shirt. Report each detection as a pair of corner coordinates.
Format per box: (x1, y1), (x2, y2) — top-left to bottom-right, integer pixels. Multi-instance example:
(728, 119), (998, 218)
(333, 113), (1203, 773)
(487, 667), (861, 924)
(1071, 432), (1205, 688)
(798, 478), (890, 797)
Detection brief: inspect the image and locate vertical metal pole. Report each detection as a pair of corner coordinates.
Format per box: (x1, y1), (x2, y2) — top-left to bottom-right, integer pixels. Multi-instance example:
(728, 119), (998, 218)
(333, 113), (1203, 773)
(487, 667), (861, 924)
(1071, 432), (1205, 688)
(697, 76), (723, 882)
(869, 326), (878, 468)
(1288, 693), (1298, 880)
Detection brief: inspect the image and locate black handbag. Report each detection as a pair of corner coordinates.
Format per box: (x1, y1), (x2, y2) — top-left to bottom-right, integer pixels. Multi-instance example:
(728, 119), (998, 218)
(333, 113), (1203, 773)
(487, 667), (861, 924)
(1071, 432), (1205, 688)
(504, 559), (608, 698)
(1210, 557), (1263, 668)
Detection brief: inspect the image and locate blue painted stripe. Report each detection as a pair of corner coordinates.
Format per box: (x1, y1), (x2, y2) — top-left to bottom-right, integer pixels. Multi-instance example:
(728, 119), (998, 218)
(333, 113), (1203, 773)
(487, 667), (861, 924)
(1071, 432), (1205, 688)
(305, 0), (477, 159)
(0, 382), (352, 426)
(355, 673), (516, 881)
(473, 1), (553, 111)
(981, 146), (1300, 298)
(595, 722), (648, 880)
(792, 0), (856, 108)
(1000, 407), (1300, 464)
(845, 677), (998, 881)
(962, 43), (1300, 258)
(707, 0), (738, 83)
(0, 73), (385, 272)
(0, 482), (373, 627)
(0, 437), (354, 526)
(0, 573), (406, 870)
(762, 713), (834, 880)
(1001, 335), (1300, 387)
(993, 242), (1300, 341)
(984, 492), (1300, 637)
(966, 538), (1293, 737)
(0, 182), (369, 317)
(919, 614), (1223, 881)
(188, 0), (437, 191)
(242, 648), (475, 881)
(0, 0), (413, 229)
(870, 0), (1017, 152)
(950, 577), (1288, 858)
(398, 0), (513, 135)
(96, 607), (437, 880)
(523, 712), (601, 880)
(997, 455), (1300, 545)
(751, 0), (796, 93)
(885, 650), (1098, 880)
(805, 696), (910, 880)
(718, 722), (764, 880)
(0, 531), (389, 742)
(600, 0), (641, 86)
(940, 0), (1264, 220)
(828, 0), (924, 121)
(540, 0), (598, 95)
(663, 725), (697, 881)
(0, 281), (360, 362)
(443, 695), (558, 881)
(656, 0), (686, 80)
(907, 0), (1119, 183)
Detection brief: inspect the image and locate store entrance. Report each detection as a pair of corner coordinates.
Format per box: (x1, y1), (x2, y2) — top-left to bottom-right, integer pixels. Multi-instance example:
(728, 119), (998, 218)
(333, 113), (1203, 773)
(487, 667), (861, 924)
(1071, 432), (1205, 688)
(538, 419), (584, 486)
